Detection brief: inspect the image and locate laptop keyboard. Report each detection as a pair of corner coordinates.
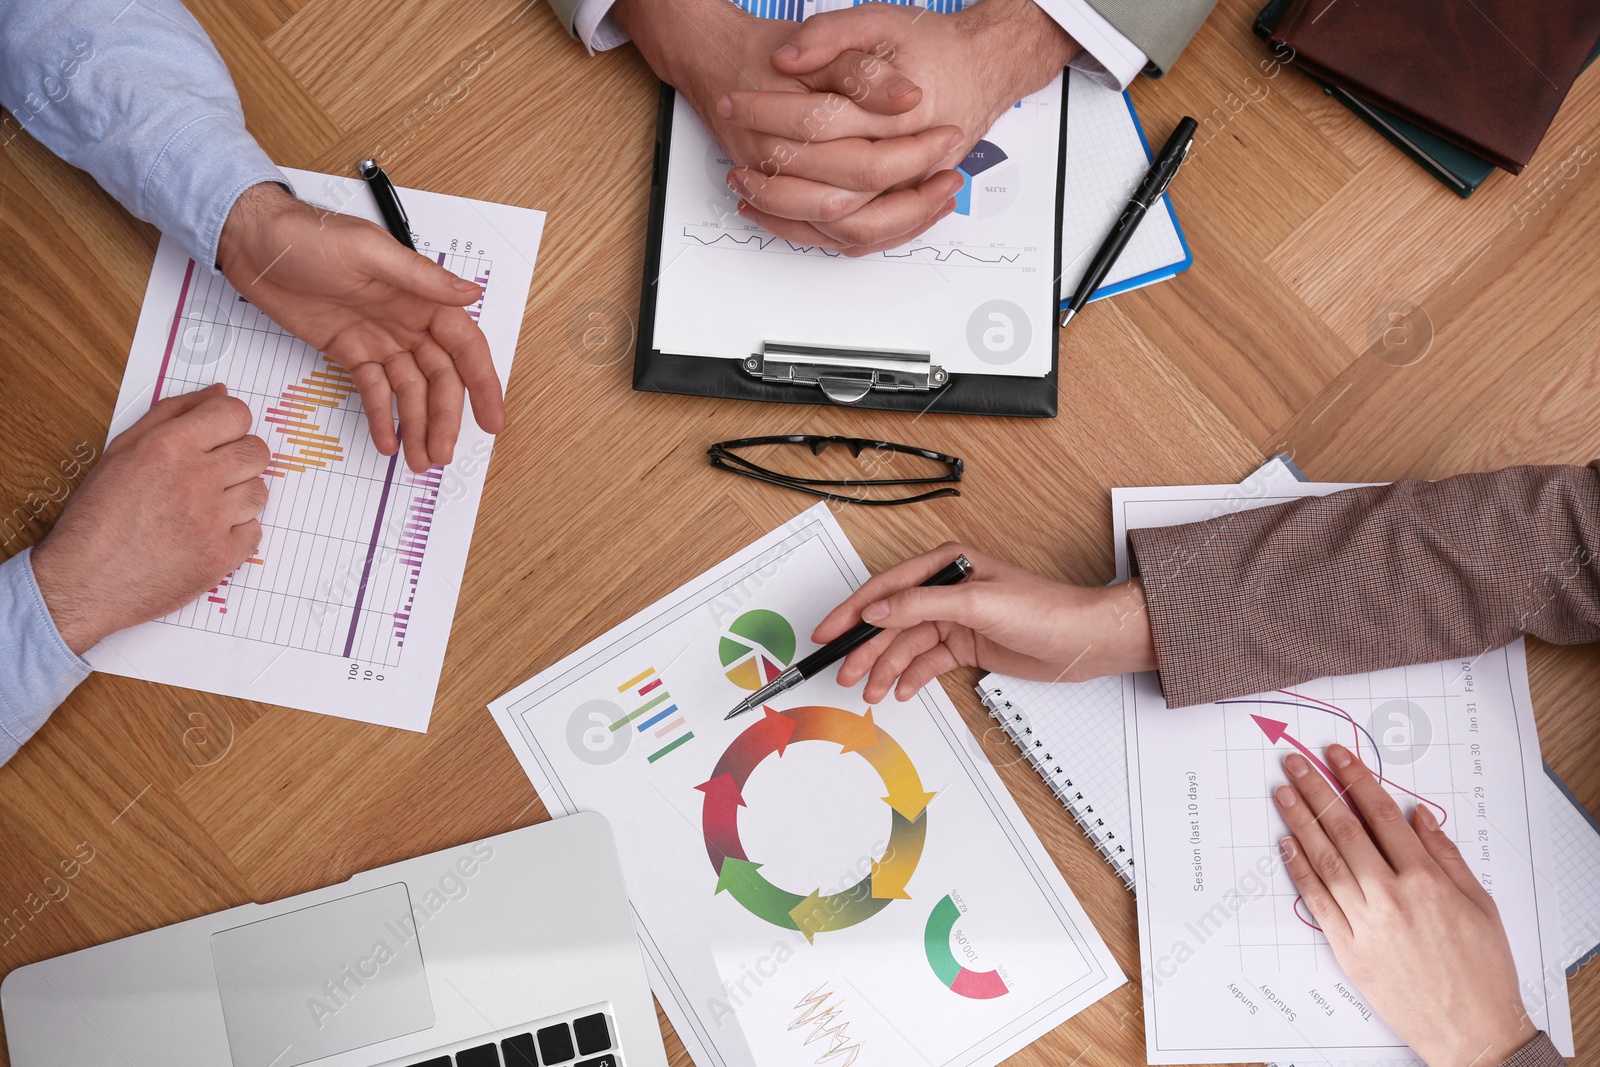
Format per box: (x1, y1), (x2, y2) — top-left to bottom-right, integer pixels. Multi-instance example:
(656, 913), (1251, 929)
(402, 1005), (622, 1067)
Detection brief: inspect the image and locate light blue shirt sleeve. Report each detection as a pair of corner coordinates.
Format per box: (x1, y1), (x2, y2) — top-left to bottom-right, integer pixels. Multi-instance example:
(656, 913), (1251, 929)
(0, 0), (289, 268)
(0, 550), (91, 766)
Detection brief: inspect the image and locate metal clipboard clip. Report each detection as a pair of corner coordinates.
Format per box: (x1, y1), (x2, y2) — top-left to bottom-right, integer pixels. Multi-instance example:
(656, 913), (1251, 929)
(742, 341), (949, 405)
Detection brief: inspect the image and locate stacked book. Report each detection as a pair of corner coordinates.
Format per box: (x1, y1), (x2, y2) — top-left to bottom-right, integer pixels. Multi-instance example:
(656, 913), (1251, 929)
(1255, 0), (1600, 197)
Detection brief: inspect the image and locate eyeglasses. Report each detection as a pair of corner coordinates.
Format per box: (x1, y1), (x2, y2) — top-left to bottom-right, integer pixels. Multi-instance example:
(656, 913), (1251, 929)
(707, 435), (963, 506)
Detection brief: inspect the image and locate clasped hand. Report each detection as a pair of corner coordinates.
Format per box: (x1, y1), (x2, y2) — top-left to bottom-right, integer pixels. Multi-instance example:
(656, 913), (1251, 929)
(621, 0), (1076, 255)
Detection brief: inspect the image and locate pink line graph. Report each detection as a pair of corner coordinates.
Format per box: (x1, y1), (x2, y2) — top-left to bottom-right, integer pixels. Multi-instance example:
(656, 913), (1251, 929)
(1224, 690), (1452, 933)
(1276, 689), (1449, 826)
(150, 259), (196, 404)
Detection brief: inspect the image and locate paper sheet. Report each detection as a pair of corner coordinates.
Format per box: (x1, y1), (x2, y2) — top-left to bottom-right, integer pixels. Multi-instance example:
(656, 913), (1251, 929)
(86, 168), (545, 732)
(1272, 772), (1600, 1067)
(652, 78), (1065, 377)
(488, 504), (1125, 1067)
(1110, 483), (1573, 1063)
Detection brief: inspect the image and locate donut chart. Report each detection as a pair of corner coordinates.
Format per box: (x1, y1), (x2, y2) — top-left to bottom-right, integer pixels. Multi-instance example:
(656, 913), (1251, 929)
(953, 139), (1019, 219)
(697, 705), (933, 942)
(924, 895), (1009, 999)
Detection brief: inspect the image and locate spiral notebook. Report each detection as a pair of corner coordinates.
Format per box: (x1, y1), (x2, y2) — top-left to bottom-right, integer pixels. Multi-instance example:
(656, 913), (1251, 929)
(974, 455), (1306, 888)
(980, 673), (1136, 886)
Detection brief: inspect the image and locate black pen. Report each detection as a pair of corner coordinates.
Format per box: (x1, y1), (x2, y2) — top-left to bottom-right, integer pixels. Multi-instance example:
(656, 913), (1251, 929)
(724, 555), (974, 720)
(357, 158), (416, 251)
(1059, 116), (1197, 329)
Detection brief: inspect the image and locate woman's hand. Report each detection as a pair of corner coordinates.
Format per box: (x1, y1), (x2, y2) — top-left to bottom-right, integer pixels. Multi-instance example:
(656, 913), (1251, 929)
(1274, 744), (1539, 1067)
(812, 542), (1155, 702)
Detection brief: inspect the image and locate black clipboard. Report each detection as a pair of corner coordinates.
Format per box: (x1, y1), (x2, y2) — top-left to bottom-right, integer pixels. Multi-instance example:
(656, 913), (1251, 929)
(633, 81), (1070, 417)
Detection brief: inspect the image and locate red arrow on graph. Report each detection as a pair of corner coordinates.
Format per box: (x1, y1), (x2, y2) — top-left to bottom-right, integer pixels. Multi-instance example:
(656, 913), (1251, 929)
(709, 706), (798, 788)
(1251, 715), (1354, 812)
(695, 772), (747, 874)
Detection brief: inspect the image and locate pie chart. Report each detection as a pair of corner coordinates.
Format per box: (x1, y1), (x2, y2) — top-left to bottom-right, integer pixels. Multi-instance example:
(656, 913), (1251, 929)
(719, 609), (796, 690)
(953, 139), (1020, 220)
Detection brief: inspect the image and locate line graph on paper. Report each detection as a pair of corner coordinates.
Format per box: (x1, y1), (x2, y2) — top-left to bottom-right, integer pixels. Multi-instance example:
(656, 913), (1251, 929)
(1202, 662), (1470, 974)
(679, 225), (1031, 266)
(148, 250), (491, 668)
(89, 168), (542, 730)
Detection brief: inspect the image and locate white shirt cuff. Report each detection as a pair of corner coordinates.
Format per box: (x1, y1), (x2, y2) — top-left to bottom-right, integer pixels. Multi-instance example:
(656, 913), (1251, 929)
(571, 0), (1143, 73)
(573, 0), (632, 52)
(1032, 0), (1147, 90)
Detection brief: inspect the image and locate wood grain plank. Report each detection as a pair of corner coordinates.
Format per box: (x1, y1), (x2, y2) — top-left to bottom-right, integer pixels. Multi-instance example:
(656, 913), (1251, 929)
(1266, 67), (1600, 354)
(266, 0), (527, 129)
(185, 0), (345, 161)
(0, 0), (1597, 1062)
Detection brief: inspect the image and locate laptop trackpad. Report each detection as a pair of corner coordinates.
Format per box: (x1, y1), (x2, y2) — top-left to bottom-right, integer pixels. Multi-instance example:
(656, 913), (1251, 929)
(210, 883), (435, 1067)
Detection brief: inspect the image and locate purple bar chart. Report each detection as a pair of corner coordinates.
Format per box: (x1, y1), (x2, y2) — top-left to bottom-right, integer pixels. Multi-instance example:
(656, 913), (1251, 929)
(146, 252), (493, 669)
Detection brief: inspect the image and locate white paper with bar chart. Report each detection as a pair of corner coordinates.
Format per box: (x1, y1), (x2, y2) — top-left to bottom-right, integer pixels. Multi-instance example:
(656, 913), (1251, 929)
(86, 168), (544, 731)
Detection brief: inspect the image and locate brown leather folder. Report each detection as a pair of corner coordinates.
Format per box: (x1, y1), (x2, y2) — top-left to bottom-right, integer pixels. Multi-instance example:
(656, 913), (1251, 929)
(1269, 0), (1600, 174)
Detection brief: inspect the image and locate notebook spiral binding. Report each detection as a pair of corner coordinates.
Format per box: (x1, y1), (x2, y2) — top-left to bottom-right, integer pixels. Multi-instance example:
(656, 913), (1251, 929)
(979, 683), (1136, 890)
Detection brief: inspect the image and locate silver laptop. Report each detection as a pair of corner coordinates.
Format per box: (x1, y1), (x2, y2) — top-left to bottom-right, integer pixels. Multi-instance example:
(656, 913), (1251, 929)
(2, 812), (667, 1067)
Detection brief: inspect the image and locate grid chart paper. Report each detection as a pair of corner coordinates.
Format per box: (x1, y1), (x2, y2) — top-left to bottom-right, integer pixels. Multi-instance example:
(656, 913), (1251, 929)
(1111, 482), (1572, 1064)
(979, 673), (1135, 886)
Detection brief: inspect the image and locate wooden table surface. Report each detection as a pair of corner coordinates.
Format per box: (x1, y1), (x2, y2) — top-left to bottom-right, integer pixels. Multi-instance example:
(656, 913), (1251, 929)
(1, 0), (1596, 1063)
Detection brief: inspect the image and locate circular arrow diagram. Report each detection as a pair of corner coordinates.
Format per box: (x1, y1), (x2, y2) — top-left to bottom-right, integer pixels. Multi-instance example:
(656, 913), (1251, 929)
(697, 705), (932, 941)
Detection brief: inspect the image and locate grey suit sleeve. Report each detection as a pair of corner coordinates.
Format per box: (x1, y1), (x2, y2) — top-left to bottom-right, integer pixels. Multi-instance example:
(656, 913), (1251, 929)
(1079, 0), (1217, 74)
(547, 0), (584, 40)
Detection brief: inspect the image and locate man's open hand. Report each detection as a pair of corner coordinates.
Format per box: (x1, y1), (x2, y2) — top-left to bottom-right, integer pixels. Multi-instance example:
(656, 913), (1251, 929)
(217, 182), (503, 473)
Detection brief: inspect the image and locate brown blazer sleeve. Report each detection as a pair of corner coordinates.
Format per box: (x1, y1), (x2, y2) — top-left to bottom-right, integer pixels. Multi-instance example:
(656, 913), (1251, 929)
(1499, 1031), (1566, 1066)
(1127, 464), (1600, 708)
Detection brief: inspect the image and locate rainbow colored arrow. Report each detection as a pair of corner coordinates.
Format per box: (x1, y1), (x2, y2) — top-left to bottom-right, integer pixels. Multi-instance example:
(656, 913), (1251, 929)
(698, 704), (934, 939)
(789, 876), (892, 943)
(696, 772), (746, 871)
(715, 858), (804, 931)
(870, 810), (927, 899)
